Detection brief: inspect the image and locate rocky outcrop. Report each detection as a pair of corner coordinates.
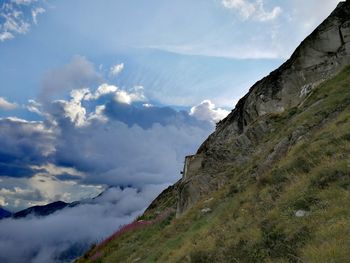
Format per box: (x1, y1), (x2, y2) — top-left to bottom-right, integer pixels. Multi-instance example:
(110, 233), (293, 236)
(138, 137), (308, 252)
(177, 0), (350, 216)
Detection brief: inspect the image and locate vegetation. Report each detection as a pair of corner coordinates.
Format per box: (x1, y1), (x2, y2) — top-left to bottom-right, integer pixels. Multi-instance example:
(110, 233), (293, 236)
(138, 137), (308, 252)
(77, 66), (350, 263)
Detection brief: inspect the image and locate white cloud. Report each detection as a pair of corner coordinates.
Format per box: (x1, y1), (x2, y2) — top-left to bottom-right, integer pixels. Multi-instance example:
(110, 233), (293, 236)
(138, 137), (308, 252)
(88, 105), (108, 123)
(94, 84), (118, 98)
(31, 7), (45, 25)
(82, 83), (146, 105)
(190, 100), (230, 123)
(12, 0), (38, 5)
(0, 196), (8, 207)
(53, 98), (88, 127)
(84, 84), (117, 100)
(222, 0), (282, 22)
(30, 163), (85, 178)
(49, 85), (147, 127)
(114, 87), (145, 105)
(0, 1), (44, 42)
(0, 31), (14, 41)
(26, 99), (43, 115)
(117, 85), (146, 104)
(222, 0), (256, 19)
(0, 97), (17, 110)
(109, 63), (124, 76)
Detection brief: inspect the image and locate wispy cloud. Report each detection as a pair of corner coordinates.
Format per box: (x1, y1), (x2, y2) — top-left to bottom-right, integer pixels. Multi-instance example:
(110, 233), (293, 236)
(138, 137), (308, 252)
(0, 0), (46, 42)
(31, 6), (45, 25)
(109, 63), (124, 77)
(221, 0), (282, 22)
(0, 97), (17, 110)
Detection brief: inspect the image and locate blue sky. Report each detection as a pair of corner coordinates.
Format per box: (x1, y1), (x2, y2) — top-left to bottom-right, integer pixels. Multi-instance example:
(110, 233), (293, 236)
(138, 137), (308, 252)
(0, 0), (341, 109)
(0, 1), (343, 262)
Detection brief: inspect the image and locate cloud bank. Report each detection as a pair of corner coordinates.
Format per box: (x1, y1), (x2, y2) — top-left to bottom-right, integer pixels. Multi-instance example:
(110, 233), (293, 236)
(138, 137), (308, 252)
(0, 185), (166, 263)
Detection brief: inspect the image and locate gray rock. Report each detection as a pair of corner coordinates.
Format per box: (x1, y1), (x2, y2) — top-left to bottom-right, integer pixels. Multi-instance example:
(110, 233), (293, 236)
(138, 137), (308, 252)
(295, 210), (310, 217)
(201, 208), (212, 213)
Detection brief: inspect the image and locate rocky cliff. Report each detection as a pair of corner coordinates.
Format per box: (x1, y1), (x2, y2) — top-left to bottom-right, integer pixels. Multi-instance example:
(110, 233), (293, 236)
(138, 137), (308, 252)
(177, 0), (350, 215)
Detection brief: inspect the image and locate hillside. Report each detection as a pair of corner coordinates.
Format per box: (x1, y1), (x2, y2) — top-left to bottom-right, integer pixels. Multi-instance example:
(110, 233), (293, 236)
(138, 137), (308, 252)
(77, 1), (350, 262)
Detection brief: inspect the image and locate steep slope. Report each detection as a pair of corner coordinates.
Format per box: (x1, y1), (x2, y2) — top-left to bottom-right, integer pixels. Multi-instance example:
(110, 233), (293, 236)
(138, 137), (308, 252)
(77, 2), (350, 262)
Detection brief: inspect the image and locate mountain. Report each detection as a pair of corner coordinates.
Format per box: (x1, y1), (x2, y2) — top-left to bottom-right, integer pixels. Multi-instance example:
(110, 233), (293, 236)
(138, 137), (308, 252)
(13, 201), (74, 219)
(77, 2), (350, 262)
(11, 186), (117, 220)
(0, 207), (12, 219)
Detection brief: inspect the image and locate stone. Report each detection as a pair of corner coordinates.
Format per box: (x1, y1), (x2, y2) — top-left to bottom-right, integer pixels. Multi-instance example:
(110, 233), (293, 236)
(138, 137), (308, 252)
(295, 210), (309, 218)
(201, 208), (212, 213)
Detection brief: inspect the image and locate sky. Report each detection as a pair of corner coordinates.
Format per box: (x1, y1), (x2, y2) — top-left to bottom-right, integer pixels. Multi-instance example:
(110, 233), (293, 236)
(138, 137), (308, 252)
(0, 0), (343, 262)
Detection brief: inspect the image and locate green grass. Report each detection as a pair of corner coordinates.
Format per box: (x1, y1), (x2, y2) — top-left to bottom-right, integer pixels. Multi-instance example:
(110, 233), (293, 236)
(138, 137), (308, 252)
(77, 66), (350, 263)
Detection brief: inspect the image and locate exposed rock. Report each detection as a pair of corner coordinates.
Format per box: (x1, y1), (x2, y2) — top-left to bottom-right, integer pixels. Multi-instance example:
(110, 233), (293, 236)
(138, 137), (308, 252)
(201, 208), (212, 213)
(176, 1), (350, 216)
(295, 210), (310, 218)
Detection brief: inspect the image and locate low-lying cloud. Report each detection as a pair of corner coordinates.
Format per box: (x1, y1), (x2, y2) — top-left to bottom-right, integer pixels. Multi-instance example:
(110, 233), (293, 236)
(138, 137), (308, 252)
(0, 185), (166, 263)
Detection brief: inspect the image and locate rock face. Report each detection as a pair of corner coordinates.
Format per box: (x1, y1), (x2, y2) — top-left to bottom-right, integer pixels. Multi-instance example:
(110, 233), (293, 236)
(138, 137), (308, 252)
(177, 0), (350, 216)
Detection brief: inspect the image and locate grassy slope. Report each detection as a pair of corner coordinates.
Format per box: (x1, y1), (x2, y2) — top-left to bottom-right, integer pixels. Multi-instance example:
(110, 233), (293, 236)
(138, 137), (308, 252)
(78, 66), (350, 263)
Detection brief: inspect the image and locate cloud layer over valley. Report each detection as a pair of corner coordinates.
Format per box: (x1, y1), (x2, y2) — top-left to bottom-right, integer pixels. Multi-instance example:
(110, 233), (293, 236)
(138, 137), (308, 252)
(0, 58), (229, 262)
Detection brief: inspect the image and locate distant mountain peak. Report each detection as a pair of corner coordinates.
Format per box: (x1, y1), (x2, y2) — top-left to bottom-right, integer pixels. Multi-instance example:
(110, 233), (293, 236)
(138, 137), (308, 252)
(13, 201), (69, 219)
